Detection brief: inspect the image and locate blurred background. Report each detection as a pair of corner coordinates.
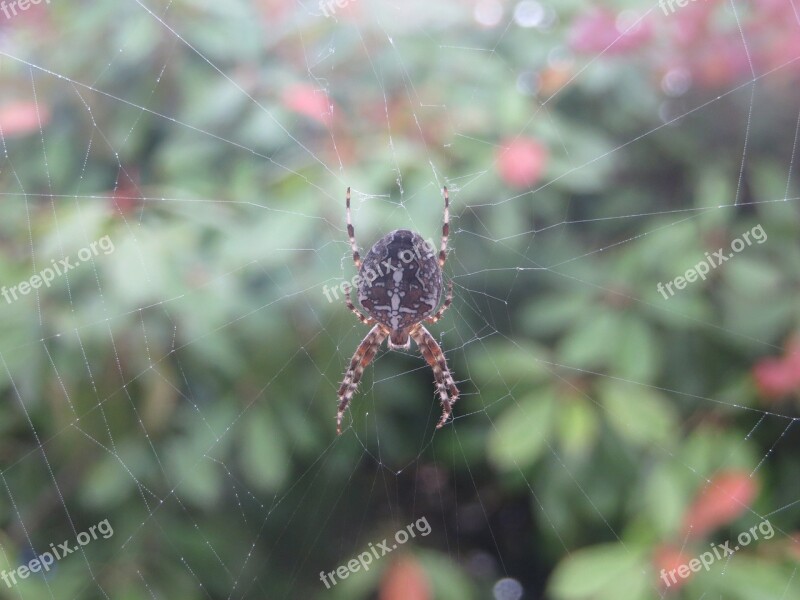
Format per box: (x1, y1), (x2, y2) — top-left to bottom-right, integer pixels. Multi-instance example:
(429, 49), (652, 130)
(1, 0), (799, 598)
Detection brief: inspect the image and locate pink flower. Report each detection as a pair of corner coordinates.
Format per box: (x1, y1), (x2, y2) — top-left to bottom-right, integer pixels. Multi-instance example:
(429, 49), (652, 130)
(0, 101), (49, 137)
(758, 26), (800, 74)
(568, 9), (653, 55)
(753, 0), (798, 21)
(654, 545), (694, 590)
(379, 556), (431, 600)
(690, 36), (754, 89)
(667, 0), (723, 48)
(255, 0), (292, 23)
(682, 471), (758, 539)
(754, 358), (798, 398)
(660, 0), (800, 89)
(753, 338), (800, 399)
(109, 167), (143, 216)
(282, 84), (334, 126)
(496, 138), (548, 188)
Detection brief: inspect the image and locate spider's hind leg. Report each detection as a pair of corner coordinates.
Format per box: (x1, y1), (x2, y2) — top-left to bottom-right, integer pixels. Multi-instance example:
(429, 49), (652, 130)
(410, 324), (460, 429)
(337, 324), (388, 434)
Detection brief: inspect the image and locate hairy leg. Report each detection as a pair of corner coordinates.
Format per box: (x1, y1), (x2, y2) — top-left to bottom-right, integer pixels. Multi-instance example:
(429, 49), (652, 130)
(337, 324), (387, 434)
(411, 324), (459, 428)
(346, 187), (362, 270)
(439, 187), (450, 268)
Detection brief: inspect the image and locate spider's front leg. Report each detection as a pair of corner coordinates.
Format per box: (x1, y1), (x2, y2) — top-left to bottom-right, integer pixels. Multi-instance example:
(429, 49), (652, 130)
(337, 324), (388, 434)
(346, 187), (362, 270)
(439, 186), (450, 268)
(410, 324), (460, 429)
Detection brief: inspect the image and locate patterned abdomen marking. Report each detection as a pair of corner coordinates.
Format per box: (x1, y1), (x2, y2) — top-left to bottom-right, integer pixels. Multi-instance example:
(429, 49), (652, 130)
(357, 229), (443, 331)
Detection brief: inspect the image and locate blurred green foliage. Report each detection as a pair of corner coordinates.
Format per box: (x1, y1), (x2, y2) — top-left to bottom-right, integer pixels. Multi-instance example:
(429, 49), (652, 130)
(0, 1), (799, 599)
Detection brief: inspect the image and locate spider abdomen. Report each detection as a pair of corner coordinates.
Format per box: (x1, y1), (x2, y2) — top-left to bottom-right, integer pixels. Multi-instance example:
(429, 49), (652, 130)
(357, 229), (442, 332)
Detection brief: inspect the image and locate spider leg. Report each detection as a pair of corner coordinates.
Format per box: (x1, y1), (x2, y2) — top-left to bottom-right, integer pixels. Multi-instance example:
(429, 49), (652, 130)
(346, 187), (362, 270)
(426, 281), (453, 325)
(345, 287), (374, 325)
(439, 186), (450, 268)
(337, 324), (387, 434)
(410, 324), (459, 429)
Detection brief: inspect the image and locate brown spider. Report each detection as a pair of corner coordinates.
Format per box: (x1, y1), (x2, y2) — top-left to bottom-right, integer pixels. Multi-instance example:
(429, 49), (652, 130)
(336, 187), (459, 434)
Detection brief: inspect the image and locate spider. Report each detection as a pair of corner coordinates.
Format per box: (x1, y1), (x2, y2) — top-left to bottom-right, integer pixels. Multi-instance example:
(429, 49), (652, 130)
(336, 186), (459, 434)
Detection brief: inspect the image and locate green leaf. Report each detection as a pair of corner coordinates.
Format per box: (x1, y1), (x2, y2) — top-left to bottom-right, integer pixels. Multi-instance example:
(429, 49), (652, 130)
(600, 381), (678, 448)
(558, 311), (622, 370)
(240, 406), (290, 492)
(467, 340), (550, 386)
(549, 544), (649, 600)
(166, 442), (222, 509)
(642, 465), (687, 538)
(521, 293), (592, 337)
(612, 317), (659, 381)
(725, 257), (780, 295)
(488, 392), (554, 470)
(81, 442), (147, 509)
(417, 550), (476, 600)
(688, 556), (800, 600)
(556, 397), (598, 458)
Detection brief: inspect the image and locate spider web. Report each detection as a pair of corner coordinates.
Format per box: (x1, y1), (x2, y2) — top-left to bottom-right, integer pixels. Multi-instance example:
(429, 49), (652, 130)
(0, 0), (799, 599)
